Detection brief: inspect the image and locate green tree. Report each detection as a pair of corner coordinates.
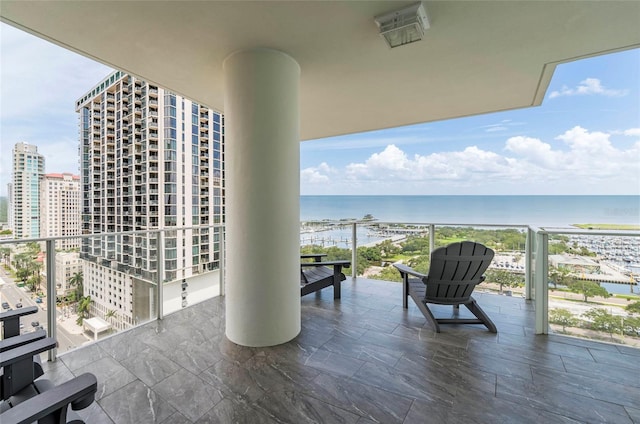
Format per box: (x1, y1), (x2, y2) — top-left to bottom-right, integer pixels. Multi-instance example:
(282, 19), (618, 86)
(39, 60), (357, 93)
(27, 274), (40, 293)
(626, 301), (640, 315)
(549, 308), (577, 332)
(26, 241), (41, 255)
(583, 308), (622, 339)
(378, 239), (401, 259)
(14, 252), (41, 286)
(622, 316), (640, 337)
(76, 296), (92, 325)
(369, 265), (403, 282)
(358, 246), (381, 263)
(105, 309), (117, 329)
(401, 236), (430, 253)
(30, 261), (42, 292)
(484, 269), (524, 293)
(16, 267), (31, 283)
(568, 280), (610, 302)
(548, 266), (575, 290)
(407, 255), (430, 274)
(69, 271), (84, 300)
(0, 247), (10, 266)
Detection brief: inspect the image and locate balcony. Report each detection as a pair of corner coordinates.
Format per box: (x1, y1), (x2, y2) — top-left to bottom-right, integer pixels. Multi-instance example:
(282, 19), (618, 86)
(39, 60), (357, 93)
(2, 223), (638, 423)
(33, 278), (638, 423)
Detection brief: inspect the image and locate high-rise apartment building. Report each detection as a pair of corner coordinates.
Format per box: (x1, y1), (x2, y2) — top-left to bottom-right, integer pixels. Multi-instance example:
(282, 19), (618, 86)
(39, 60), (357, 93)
(40, 173), (81, 250)
(76, 71), (224, 327)
(11, 142), (45, 239)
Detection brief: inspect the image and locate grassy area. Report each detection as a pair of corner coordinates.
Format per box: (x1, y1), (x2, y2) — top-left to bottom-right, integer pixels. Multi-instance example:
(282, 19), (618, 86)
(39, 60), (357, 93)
(573, 223), (640, 230)
(437, 237), (467, 245)
(612, 293), (640, 301)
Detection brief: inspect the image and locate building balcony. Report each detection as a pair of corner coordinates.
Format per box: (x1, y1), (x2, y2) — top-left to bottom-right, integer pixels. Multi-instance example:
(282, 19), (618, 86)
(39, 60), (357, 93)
(34, 278), (639, 423)
(2, 224), (638, 423)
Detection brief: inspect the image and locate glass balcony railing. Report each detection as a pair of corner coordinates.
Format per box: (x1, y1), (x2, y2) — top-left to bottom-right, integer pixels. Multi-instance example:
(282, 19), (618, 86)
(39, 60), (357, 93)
(300, 220), (640, 348)
(0, 224), (224, 360)
(2, 221), (638, 363)
(531, 227), (640, 346)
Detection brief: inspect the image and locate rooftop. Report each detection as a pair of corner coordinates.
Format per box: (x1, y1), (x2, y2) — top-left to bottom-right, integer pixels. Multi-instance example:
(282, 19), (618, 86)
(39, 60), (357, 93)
(43, 278), (640, 423)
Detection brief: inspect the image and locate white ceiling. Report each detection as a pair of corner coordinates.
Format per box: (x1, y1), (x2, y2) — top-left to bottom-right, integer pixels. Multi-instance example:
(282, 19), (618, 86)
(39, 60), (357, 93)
(2, 1), (639, 141)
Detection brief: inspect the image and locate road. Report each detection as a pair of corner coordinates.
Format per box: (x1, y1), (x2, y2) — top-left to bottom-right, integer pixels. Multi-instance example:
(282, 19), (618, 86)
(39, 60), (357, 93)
(0, 267), (88, 353)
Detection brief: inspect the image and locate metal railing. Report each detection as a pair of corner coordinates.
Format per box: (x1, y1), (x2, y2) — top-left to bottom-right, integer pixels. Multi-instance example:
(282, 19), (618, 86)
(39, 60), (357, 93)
(0, 225), (224, 360)
(303, 220), (639, 336)
(2, 220), (638, 360)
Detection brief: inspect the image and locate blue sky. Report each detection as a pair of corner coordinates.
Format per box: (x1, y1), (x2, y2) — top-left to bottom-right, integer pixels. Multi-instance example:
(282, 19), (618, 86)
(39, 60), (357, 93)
(1, 23), (639, 197)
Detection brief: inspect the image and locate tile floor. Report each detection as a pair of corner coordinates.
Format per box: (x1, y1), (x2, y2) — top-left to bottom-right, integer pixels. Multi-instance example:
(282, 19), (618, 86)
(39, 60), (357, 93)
(41, 278), (640, 423)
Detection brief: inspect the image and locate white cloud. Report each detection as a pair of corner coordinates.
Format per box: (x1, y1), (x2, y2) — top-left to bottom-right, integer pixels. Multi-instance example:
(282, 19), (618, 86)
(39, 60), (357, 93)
(302, 127), (640, 195)
(623, 128), (640, 137)
(549, 78), (628, 99)
(301, 162), (336, 185)
(1, 24), (114, 196)
(485, 125), (508, 132)
(505, 136), (562, 169)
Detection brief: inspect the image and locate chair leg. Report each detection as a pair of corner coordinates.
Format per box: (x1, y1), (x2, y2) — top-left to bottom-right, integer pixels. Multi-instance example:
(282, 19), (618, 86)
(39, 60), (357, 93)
(414, 299), (440, 333)
(333, 266), (342, 299)
(402, 273), (408, 309)
(465, 298), (497, 333)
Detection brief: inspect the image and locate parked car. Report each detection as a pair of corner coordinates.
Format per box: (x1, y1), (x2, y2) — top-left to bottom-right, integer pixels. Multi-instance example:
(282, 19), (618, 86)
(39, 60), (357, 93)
(1, 302), (9, 310)
(15, 303), (22, 308)
(35, 297), (43, 303)
(31, 321), (40, 327)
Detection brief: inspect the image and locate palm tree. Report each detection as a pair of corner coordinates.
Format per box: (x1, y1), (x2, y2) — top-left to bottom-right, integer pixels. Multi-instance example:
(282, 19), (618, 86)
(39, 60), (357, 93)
(105, 309), (117, 331)
(105, 309), (116, 322)
(69, 271), (84, 299)
(30, 261), (43, 293)
(25, 241), (41, 256)
(0, 247), (10, 267)
(13, 252), (32, 273)
(27, 274), (40, 293)
(76, 296), (92, 325)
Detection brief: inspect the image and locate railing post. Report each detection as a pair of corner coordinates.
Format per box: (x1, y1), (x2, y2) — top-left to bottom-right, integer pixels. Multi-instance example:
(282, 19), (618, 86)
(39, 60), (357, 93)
(45, 239), (57, 361)
(351, 222), (357, 279)
(534, 230), (549, 334)
(156, 230), (164, 320)
(525, 228), (533, 300)
(220, 226), (225, 296)
(428, 224), (435, 253)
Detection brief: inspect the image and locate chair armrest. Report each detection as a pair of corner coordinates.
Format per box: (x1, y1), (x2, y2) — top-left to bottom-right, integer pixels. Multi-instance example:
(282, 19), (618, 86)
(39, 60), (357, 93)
(1, 306), (39, 338)
(0, 373), (98, 424)
(0, 330), (47, 353)
(0, 306), (39, 322)
(0, 337), (57, 367)
(301, 260), (351, 268)
(1, 337), (57, 399)
(300, 253), (327, 262)
(393, 263), (427, 279)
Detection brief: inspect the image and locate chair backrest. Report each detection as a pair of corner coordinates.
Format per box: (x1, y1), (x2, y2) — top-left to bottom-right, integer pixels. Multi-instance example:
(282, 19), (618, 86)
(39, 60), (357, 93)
(424, 241), (495, 303)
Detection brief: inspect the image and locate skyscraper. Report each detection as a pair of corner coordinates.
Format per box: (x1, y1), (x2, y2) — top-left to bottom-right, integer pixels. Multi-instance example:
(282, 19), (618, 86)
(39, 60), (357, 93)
(76, 71), (224, 328)
(11, 142), (45, 239)
(40, 173), (81, 250)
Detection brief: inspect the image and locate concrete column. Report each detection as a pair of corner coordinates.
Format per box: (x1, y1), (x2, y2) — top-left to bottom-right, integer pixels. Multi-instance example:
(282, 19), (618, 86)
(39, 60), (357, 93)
(223, 48), (301, 347)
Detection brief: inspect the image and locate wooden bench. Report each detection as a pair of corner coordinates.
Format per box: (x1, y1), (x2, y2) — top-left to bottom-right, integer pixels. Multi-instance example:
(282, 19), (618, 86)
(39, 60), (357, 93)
(300, 254), (350, 299)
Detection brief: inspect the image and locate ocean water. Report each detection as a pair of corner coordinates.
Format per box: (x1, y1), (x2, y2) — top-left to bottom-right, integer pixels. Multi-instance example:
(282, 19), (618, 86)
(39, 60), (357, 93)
(301, 195), (640, 228)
